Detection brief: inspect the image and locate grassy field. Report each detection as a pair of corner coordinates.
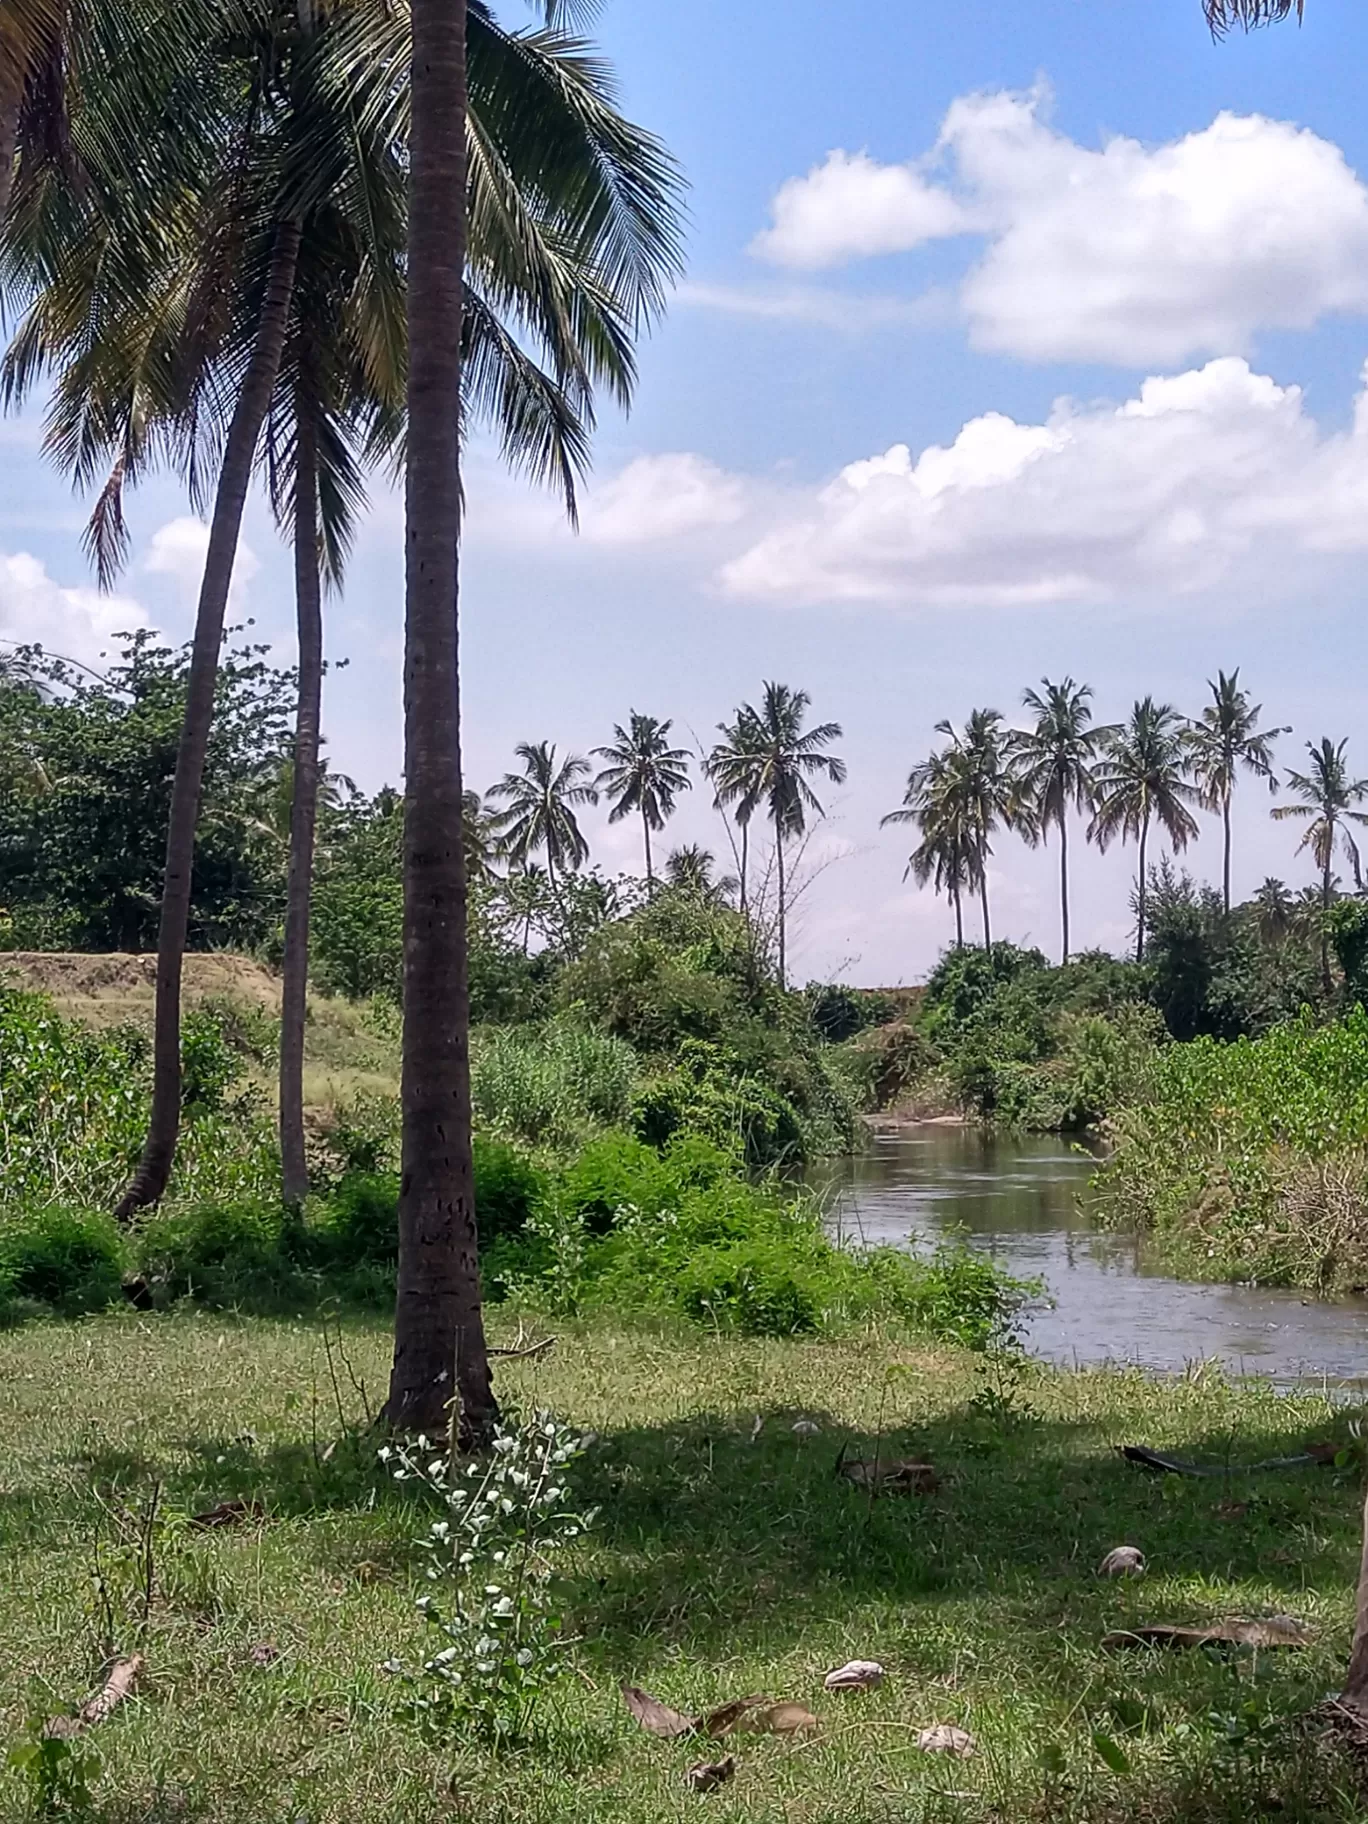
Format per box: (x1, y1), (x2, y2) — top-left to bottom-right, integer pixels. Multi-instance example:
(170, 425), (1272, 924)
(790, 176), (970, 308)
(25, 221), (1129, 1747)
(3, 1313), (1367, 1822)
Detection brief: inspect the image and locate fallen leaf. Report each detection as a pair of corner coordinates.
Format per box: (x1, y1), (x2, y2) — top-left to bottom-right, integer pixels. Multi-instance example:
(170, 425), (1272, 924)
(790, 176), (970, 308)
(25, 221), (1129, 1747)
(824, 1659), (885, 1692)
(1103, 1615), (1311, 1651)
(838, 1455), (938, 1495)
(1092, 1731), (1133, 1774)
(686, 1756), (736, 1794)
(621, 1684), (697, 1739)
(45, 1655), (144, 1738)
(734, 1701), (819, 1735)
(701, 1697), (770, 1737)
(248, 1643), (280, 1668)
(190, 1497), (265, 1530)
(917, 1723), (976, 1757)
(1097, 1546), (1145, 1578)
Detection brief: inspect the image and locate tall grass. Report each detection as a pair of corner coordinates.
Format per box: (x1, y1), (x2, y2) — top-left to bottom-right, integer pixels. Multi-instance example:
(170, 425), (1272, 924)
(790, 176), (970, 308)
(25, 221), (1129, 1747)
(470, 1021), (638, 1150)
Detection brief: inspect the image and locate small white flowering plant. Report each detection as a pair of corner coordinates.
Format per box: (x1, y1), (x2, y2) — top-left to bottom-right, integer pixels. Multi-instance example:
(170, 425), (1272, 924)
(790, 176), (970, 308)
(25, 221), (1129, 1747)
(380, 1411), (595, 1745)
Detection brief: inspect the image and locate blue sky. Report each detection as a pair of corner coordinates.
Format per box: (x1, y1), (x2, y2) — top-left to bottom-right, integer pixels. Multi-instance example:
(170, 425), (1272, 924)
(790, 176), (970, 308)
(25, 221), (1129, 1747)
(6, 0), (1368, 981)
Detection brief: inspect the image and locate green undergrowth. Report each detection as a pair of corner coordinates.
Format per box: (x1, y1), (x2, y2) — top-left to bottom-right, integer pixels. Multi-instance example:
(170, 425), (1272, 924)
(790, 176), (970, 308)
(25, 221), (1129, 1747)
(1, 1314), (1366, 1822)
(1091, 1010), (1368, 1289)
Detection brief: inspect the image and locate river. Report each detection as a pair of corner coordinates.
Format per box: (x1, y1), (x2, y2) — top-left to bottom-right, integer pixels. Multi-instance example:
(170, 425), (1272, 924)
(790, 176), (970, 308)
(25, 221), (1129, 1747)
(815, 1123), (1368, 1383)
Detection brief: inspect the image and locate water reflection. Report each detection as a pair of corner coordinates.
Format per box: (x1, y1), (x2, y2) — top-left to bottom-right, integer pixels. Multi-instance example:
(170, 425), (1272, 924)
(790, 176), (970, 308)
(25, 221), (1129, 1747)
(816, 1123), (1368, 1383)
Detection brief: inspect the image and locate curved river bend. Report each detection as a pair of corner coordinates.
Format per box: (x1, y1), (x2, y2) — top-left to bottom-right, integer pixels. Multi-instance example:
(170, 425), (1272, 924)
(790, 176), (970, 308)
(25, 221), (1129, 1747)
(815, 1124), (1368, 1383)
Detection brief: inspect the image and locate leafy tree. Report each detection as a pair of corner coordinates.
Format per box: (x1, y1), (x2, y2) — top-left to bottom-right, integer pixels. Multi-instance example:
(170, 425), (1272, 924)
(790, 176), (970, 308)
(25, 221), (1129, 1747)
(489, 743), (598, 923)
(1006, 678), (1106, 963)
(1328, 900), (1368, 1009)
(731, 683), (845, 987)
(1089, 698), (1199, 962)
(592, 712), (691, 885)
(882, 742), (976, 951)
(1183, 669), (1285, 914)
(1273, 737), (1368, 993)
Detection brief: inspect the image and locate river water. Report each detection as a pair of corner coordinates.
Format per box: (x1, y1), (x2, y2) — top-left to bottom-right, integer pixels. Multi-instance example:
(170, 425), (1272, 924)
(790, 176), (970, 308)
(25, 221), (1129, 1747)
(815, 1124), (1368, 1383)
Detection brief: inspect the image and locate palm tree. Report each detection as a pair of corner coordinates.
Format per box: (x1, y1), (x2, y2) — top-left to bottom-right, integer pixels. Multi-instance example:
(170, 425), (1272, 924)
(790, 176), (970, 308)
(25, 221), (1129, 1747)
(1204, 1), (1302, 29)
(733, 682), (845, 987)
(462, 790), (503, 888)
(0, 0), (64, 223)
(1183, 670), (1286, 916)
(1006, 679), (1106, 963)
(1272, 738), (1368, 994)
(592, 712), (691, 886)
(1089, 698), (1200, 962)
(882, 742), (976, 950)
(936, 708), (1019, 948)
(664, 844), (738, 905)
(707, 708), (765, 917)
(489, 742), (598, 921)
(1251, 876), (1293, 949)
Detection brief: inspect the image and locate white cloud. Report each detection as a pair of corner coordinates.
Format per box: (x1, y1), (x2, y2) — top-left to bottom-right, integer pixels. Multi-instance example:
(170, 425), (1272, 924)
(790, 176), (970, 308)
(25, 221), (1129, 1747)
(144, 516), (260, 603)
(751, 89), (1368, 363)
(678, 279), (954, 332)
(579, 453), (747, 545)
(750, 148), (970, 268)
(719, 356), (1368, 607)
(0, 551), (147, 665)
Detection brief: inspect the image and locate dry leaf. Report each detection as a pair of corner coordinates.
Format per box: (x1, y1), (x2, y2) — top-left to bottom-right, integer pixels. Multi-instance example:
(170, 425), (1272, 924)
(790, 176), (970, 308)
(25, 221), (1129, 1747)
(190, 1497), (264, 1530)
(45, 1655), (144, 1738)
(621, 1684), (697, 1739)
(734, 1701), (819, 1735)
(824, 1659), (885, 1692)
(701, 1697), (770, 1737)
(1097, 1546), (1145, 1578)
(918, 1723), (976, 1756)
(839, 1456), (938, 1495)
(686, 1756), (736, 1794)
(1103, 1615), (1311, 1651)
(248, 1642), (280, 1668)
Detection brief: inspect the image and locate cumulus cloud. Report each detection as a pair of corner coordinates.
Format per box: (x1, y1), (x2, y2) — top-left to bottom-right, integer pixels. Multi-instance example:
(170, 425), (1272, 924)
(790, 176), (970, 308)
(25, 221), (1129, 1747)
(751, 89), (1368, 363)
(719, 356), (1368, 607)
(0, 551), (147, 664)
(578, 453), (748, 545)
(144, 516), (260, 602)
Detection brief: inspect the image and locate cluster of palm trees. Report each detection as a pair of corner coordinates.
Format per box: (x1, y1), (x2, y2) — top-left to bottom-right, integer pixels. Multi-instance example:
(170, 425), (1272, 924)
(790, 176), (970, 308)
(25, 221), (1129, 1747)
(475, 681), (847, 986)
(884, 673), (1368, 973)
(1, 0), (685, 1433)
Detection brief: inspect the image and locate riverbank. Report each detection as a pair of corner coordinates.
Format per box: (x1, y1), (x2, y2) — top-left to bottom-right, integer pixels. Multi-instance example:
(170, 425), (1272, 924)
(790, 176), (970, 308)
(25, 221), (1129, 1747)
(3, 1310), (1366, 1822)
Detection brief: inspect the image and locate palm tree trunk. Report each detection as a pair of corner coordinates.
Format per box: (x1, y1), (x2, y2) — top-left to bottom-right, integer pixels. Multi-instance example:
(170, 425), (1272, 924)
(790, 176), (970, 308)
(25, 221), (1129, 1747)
(1342, 1491), (1368, 1715)
(1059, 811), (1070, 965)
(1136, 815), (1150, 964)
(775, 824), (786, 987)
(1323, 850), (1334, 997)
(114, 218), (301, 1221)
(0, 47), (22, 226)
(979, 872), (991, 949)
(383, 0), (496, 1445)
(1222, 793), (1233, 918)
(279, 394), (322, 1209)
(953, 885), (963, 950)
(738, 819), (749, 917)
(642, 809), (653, 887)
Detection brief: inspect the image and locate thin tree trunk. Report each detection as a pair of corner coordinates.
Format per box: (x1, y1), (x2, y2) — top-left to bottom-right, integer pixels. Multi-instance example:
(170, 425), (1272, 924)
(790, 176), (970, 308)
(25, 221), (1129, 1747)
(1136, 816), (1150, 964)
(384, 0), (495, 1444)
(1059, 811), (1070, 965)
(279, 395), (322, 1208)
(1323, 851), (1333, 997)
(1342, 1489), (1368, 1714)
(0, 46), (22, 226)
(642, 809), (652, 887)
(979, 873), (991, 949)
(114, 219), (301, 1221)
(953, 885), (963, 949)
(738, 819), (748, 916)
(776, 825), (786, 988)
(1222, 793), (1232, 917)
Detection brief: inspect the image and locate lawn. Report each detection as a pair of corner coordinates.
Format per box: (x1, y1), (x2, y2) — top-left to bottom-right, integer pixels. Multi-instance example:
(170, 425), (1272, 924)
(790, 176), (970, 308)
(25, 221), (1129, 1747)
(2, 1311), (1365, 1822)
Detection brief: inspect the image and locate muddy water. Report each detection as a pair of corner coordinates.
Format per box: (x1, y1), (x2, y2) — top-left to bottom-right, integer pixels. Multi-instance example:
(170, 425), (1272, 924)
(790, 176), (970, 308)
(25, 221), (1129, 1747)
(815, 1124), (1368, 1383)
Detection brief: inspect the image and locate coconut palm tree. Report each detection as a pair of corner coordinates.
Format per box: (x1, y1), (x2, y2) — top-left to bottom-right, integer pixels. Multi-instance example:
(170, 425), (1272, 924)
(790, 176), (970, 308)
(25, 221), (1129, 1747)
(882, 741), (977, 951)
(488, 742), (598, 922)
(1203, 0), (1302, 29)
(462, 790), (503, 888)
(1272, 738), (1368, 994)
(935, 708), (1020, 948)
(592, 712), (691, 886)
(1251, 876), (1294, 950)
(707, 707), (765, 917)
(732, 682), (845, 987)
(1183, 670), (1286, 916)
(1089, 698), (1200, 962)
(0, 0), (64, 223)
(664, 844), (738, 905)
(1006, 678), (1106, 963)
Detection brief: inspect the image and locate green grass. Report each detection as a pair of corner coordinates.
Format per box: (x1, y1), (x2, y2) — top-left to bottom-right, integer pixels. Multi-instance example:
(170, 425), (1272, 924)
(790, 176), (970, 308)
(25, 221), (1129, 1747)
(2, 1312), (1366, 1821)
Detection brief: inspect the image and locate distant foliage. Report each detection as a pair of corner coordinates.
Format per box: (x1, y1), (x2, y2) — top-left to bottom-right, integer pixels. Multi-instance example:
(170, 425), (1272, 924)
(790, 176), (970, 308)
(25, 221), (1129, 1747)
(0, 1205), (125, 1315)
(470, 1021), (638, 1150)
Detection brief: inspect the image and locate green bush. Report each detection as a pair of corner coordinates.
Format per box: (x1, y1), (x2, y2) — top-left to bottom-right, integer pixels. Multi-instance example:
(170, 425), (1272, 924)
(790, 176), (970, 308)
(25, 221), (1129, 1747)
(471, 1021), (638, 1150)
(0, 1205), (127, 1314)
(676, 1239), (823, 1337)
(134, 1198), (299, 1306)
(180, 1007), (246, 1111)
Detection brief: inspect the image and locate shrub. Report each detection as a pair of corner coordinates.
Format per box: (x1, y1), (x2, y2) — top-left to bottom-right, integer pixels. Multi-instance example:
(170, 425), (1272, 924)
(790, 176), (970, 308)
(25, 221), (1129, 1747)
(471, 1021), (638, 1150)
(0, 1205), (126, 1314)
(179, 1007), (245, 1111)
(134, 1198), (298, 1305)
(675, 1239), (823, 1336)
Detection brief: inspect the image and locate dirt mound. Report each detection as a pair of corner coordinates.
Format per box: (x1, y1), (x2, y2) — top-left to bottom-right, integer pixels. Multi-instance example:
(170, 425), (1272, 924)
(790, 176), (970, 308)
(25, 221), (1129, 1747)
(0, 951), (282, 1027)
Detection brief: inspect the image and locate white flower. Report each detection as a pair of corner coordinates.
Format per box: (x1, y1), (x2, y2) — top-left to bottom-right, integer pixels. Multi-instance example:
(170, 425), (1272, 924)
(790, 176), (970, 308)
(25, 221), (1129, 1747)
(491, 1597), (515, 1618)
(516, 1649), (534, 1668)
(484, 1584), (503, 1597)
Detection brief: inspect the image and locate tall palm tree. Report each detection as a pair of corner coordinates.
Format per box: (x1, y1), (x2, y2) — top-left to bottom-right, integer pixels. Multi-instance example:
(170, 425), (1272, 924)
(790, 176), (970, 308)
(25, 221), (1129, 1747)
(881, 741), (976, 951)
(707, 707), (764, 917)
(592, 712), (691, 886)
(1204, 0), (1302, 29)
(1006, 679), (1106, 963)
(733, 682), (845, 987)
(936, 708), (1020, 948)
(1089, 698), (1200, 962)
(1183, 669), (1286, 916)
(488, 742), (598, 921)
(1272, 738), (1368, 994)
(0, 0), (64, 223)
